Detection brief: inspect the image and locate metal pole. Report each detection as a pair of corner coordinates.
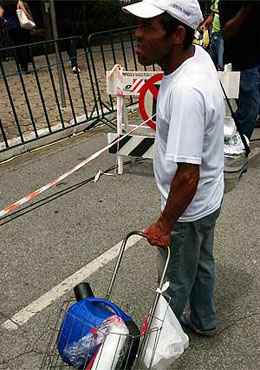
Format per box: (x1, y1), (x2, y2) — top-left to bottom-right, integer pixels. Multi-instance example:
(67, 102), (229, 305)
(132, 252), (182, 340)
(49, 0), (66, 107)
(117, 95), (124, 174)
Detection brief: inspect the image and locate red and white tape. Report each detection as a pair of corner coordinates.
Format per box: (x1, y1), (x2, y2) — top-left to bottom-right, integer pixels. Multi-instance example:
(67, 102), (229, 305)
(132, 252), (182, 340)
(0, 115), (155, 220)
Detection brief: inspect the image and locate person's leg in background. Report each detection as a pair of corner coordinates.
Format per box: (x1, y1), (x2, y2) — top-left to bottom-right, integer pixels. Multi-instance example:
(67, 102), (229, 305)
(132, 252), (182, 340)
(66, 38), (80, 73)
(234, 66), (260, 140)
(216, 34), (224, 71)
(257, 66), (260, 127)
(9, 28), (31, 73)
(209, 32), (224, 71)
(18, 29), (31, 73)
(208, 32), (218, 67)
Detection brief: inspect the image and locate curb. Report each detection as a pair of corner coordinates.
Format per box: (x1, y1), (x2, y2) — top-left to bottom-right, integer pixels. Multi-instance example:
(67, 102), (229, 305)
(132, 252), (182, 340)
(0, 110), (117, 162)
(0, 104), (141, 162)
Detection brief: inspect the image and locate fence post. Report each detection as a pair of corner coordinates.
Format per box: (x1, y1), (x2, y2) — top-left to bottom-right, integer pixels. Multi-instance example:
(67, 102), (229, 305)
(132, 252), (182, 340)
(49, 0), (66, 108)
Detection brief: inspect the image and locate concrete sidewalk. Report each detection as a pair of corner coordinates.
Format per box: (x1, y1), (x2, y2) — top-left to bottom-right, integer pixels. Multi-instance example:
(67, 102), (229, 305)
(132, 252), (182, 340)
(0, 129), (260, 369)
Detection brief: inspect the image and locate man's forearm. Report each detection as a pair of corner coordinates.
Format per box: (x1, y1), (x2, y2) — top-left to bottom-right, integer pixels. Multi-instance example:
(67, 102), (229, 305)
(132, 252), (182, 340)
(200, 14), (213, 30)
(223, 6), (252, 39)
(159, 163), (200, 231)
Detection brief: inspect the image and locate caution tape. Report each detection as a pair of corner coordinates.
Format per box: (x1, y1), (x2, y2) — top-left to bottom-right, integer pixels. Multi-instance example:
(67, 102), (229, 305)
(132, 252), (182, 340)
(0, 115), (155, 220)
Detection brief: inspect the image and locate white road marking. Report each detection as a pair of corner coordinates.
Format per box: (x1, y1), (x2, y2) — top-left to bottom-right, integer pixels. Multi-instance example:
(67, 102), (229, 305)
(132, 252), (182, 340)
(2, 234), (142, 331)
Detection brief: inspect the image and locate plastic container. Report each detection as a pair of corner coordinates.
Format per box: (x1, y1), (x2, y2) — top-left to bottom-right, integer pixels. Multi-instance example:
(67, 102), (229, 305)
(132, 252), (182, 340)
(57, 297), (133, 369)
(74, 282), (94, 301)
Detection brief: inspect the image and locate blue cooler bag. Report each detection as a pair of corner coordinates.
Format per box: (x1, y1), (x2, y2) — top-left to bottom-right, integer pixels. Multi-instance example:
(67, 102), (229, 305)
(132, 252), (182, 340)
(57, 297), (133, 369)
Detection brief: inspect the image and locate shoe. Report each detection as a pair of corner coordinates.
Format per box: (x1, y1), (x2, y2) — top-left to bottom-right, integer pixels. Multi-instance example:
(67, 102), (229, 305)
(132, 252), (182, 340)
(180, 314), (218, 337)
(72, 65), (81, 74)
(224, 132), (249, 156)
(20, 64), (30, 74)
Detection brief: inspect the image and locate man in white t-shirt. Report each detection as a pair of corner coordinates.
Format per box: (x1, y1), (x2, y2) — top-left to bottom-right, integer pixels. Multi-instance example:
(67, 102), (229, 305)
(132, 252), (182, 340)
(123, 0), (224, 336)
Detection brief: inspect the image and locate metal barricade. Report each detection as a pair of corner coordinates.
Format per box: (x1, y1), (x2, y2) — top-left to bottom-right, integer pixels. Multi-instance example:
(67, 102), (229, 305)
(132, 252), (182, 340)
(0, 36), (99, 153)
(0, 27), (159, 155)
(87, 26), (158, 129)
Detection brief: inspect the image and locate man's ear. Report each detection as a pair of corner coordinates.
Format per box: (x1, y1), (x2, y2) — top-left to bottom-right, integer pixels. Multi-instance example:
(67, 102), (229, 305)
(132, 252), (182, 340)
(172, 25), (186, 46)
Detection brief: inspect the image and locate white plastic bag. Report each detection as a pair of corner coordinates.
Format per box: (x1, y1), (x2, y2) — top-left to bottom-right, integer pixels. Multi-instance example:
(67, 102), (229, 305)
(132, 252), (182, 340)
(218, 70), (240, 100)
(224, 116), (236, 139)
(90, 315), (129, 370)
(16, 9), (35, 30)
(143, 295), (189, 370)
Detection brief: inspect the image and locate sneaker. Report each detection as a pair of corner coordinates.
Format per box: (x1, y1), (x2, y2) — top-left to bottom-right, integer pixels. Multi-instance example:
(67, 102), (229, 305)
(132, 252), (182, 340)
(224, 132), (249, 156)
(180, 314), (218, 337)
(72, 65), (81, 74)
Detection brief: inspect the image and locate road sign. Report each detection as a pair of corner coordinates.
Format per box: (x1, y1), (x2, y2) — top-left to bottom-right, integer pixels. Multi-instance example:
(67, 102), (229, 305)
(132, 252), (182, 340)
(107, 68), (159, 96)
(138, 73), (163, 130)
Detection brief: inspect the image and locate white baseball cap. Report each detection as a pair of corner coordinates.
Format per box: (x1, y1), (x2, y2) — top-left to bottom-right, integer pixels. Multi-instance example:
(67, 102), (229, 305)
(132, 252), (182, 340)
(122, 0), (203, 30)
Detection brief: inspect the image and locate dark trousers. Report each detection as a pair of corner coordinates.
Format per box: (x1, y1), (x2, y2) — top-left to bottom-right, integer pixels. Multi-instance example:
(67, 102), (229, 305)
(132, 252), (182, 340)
(209, 32), (224, 71)
(66, 38), (78, 68)
(8, 28), (31, 71)
(234, 66), (260, 140)
(158, 208), (221, 331)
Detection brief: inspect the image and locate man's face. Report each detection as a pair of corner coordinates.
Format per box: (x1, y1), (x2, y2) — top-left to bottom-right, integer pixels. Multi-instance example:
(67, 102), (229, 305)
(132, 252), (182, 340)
(0, 6), (4, 18)
(135, 16), (173, 66)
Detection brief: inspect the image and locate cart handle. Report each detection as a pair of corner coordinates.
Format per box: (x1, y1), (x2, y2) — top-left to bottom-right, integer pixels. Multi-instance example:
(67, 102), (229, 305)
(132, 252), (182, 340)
(106, 231), (170, 299)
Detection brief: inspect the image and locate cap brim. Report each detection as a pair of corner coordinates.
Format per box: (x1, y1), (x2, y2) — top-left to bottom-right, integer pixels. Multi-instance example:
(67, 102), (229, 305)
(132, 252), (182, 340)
(122, 2), (164, 19)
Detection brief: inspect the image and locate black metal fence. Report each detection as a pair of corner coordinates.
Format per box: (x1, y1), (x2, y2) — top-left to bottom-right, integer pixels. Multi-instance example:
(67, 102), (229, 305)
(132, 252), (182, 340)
(0, 36), (99, 153)
(88, 26), (157, 127)
(0, 27), (157, 154)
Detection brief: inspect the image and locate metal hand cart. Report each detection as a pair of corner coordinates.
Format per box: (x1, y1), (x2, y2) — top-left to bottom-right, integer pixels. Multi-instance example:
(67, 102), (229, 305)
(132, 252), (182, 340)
(40, 231), (171, 370)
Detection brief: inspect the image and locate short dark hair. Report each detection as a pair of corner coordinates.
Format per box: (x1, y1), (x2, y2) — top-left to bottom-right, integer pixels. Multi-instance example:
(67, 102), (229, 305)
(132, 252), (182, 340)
(160, 12), (195, 50)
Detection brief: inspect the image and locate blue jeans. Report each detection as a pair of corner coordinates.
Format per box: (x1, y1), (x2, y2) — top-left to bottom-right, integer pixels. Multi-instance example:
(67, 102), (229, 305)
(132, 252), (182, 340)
(258, 66), (260, 115)
(234, 66), (260, 139)
(209, 32), (224, 71)
(158, 208), (221, 331)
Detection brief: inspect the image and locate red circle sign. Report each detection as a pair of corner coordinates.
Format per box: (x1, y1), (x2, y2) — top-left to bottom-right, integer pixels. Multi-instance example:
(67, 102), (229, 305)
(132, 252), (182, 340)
(139, 73), (163, 130)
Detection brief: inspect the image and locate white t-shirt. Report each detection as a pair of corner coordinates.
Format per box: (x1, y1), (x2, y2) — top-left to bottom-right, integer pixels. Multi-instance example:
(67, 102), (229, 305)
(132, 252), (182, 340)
(154, 45), (224, 222)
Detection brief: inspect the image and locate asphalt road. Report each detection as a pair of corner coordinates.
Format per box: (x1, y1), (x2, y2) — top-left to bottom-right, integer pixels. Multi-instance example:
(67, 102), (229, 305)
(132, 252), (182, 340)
(0, 129), (260, 369)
